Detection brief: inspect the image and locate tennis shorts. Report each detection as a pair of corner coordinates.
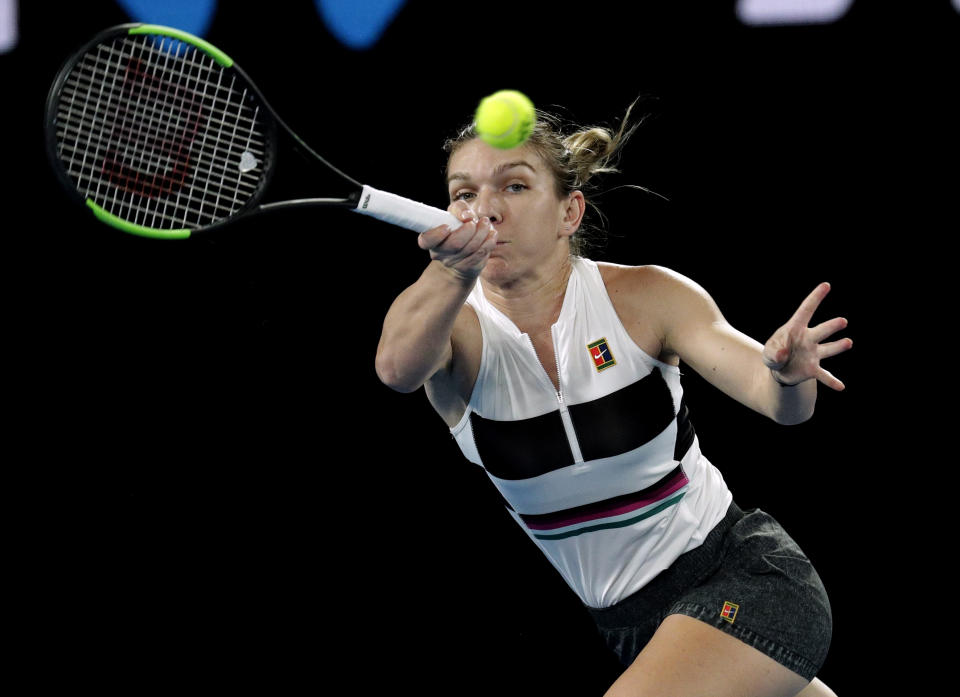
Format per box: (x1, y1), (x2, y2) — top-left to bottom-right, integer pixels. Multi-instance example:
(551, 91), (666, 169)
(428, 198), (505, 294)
(586, 502), (832, 681)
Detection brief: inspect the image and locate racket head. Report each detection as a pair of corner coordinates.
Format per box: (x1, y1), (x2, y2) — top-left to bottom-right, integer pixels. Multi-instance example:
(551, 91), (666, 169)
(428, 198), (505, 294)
(45, 24), (279, 239)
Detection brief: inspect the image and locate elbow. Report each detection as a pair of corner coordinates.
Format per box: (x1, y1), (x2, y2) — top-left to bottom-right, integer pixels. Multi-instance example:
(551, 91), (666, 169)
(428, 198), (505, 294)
(375, 352), (423, 394)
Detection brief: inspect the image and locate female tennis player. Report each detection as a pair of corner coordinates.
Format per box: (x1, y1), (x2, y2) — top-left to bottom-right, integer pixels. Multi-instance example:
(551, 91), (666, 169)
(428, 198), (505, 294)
(375, 106), (849, 697)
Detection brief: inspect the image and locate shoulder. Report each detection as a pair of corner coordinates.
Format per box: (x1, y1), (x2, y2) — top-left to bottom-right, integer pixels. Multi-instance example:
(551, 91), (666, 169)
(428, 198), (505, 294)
(597, 262), (711, 310)
(597, 263), (724, 361)
(426, 301), (482, 428)
(450, 299), (482, 358)
(597, 261), (671, 289)
(593, 263), (695, 364)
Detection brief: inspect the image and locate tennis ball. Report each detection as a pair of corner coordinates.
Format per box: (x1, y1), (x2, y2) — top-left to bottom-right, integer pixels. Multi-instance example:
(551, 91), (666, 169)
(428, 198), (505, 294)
(475, 90), (535, 150)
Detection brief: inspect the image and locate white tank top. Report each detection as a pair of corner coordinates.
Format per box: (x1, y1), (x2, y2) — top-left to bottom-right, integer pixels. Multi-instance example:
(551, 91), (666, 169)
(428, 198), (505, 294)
(451, 257), (732, 608)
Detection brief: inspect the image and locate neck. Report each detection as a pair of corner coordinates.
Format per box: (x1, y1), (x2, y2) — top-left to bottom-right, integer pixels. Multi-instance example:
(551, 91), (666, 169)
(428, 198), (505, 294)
(482, 254), (574, 331)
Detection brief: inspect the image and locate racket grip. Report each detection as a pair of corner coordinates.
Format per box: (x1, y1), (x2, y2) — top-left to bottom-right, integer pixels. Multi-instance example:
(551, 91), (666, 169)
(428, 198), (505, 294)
(354, 185), (462, 233)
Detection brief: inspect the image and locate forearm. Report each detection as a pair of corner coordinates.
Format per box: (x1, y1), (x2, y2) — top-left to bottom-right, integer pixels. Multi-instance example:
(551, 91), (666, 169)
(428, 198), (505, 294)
(375, 260), (477, 392)
(648, 268), (847, 426)
(690, 326), (817, 425)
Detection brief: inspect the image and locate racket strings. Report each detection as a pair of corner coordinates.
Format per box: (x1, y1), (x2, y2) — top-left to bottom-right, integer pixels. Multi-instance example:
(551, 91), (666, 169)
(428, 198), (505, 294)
(58, 46), (264, 145)
(54, 34), (270, 230)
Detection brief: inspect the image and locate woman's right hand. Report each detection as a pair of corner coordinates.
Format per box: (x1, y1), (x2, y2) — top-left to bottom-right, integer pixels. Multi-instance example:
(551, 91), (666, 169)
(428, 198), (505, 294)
(417, 202), (497, 280)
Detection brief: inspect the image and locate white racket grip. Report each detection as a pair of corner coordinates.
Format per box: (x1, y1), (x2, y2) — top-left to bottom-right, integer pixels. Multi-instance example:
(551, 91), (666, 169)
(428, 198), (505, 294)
(354, 184), (462, 233)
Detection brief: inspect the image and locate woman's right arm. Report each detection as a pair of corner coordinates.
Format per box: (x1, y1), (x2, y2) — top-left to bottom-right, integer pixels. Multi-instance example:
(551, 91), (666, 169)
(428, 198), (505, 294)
(375, 205), (497, 393)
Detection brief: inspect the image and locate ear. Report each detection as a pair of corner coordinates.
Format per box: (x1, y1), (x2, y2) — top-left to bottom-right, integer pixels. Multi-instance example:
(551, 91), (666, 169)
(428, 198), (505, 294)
(559, 190), (586, 239)
(560, 189), (587, 237)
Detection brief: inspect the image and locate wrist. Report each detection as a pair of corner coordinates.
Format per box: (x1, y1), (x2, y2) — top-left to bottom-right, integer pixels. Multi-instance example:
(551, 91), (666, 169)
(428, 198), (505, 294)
(770, 369), (803, 387)
(427, 259), (481, 287)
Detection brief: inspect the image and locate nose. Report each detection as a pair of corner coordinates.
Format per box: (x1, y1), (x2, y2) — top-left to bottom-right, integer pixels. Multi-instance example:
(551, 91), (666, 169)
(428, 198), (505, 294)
(473, 188), (501, 224)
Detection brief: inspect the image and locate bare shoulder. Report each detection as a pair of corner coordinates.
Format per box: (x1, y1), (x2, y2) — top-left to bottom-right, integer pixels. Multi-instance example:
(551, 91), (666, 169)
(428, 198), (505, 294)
(599, 263), (718, 313)
(598, 262), (703, 294)
(425, 301), (482, 428)
(597, 263), (721, 363)
(599, 262), (674, 294)
(450, 300), (483, 375)
(596, 263), (676, 364)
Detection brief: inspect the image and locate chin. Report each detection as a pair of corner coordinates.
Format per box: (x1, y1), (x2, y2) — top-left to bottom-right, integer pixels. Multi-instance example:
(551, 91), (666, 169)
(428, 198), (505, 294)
(480, 257), (511, 282)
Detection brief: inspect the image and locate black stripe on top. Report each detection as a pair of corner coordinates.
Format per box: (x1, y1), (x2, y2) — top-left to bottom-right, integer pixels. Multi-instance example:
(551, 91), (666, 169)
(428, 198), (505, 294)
(470, 368), (677, 481)
(470, 408), (575, 480)
(674, 399), (696, 462)
(567, 368), (675, 462)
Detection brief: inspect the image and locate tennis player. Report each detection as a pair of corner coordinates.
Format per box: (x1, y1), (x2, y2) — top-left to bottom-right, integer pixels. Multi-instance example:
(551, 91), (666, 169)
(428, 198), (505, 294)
(376, 107), (849, 697)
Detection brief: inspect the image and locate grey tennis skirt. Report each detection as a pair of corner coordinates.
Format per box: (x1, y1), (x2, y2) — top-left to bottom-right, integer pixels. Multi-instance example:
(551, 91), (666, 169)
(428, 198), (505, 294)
(587, 502), (832, 681)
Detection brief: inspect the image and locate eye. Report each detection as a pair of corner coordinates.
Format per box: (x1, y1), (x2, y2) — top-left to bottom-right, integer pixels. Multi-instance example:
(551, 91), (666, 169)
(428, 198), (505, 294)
(506, 183), (528, 193)
(452, 191), (476, 202)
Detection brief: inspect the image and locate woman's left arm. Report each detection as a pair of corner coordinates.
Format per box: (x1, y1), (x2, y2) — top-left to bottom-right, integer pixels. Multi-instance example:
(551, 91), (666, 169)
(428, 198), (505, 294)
(651, 268), (852, 425)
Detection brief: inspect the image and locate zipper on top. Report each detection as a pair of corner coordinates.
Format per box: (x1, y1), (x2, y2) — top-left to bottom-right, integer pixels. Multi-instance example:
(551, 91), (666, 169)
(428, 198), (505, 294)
(524, 329), (585, 464)
(553, 325), (586, 464)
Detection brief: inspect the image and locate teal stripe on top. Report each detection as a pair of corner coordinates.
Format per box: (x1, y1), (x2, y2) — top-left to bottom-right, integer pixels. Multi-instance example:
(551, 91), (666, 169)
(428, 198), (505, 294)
(533, 492), (686, 541)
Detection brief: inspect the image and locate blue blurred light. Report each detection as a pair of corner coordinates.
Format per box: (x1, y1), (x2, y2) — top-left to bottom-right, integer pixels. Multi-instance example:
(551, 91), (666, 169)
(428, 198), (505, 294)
(115, 0), (218, 36)
(315, 0), (407, 50)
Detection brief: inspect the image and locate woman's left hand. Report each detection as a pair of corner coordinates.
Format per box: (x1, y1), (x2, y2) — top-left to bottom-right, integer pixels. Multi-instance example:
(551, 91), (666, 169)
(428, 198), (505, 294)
(762, 282), (853, 390)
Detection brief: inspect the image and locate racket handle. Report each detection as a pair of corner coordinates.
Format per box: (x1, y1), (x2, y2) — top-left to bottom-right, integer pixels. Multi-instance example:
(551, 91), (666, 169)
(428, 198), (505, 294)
(354, 185), (462, 233)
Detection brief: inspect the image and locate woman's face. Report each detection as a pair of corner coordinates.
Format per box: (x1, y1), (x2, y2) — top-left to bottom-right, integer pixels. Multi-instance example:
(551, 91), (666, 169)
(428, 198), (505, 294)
(446, 138), (579, 285)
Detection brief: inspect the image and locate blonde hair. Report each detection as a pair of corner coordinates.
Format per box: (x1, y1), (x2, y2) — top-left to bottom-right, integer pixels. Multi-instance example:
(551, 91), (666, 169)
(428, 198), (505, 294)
(443, 100), (647, 256)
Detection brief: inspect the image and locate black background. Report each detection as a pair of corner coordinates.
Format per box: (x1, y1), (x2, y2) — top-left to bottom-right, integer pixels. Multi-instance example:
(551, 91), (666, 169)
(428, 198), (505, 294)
(6, 1), (949, 693)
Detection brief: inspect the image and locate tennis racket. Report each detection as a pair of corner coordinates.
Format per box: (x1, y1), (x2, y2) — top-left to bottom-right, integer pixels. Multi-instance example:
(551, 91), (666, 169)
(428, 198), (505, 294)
(45, 23), (461, 240)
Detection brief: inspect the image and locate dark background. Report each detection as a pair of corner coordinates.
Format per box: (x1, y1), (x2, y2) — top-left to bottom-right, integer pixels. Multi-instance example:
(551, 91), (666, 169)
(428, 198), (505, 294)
(6, 1), (948, 693)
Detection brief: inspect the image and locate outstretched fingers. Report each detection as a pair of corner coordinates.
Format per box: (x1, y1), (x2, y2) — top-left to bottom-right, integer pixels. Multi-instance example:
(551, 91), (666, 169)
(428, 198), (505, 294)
(788, 282), (832, 328)
(817, 337), (853, 361)
(809, 316), (849, 343)
(810, 312), (853, 368)
(817, 365), (846, 391)
(763, 283), (852, 389)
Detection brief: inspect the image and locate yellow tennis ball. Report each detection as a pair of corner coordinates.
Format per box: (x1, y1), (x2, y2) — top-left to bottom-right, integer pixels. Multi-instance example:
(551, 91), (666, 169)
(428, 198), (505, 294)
(475, 90), (535, 149)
